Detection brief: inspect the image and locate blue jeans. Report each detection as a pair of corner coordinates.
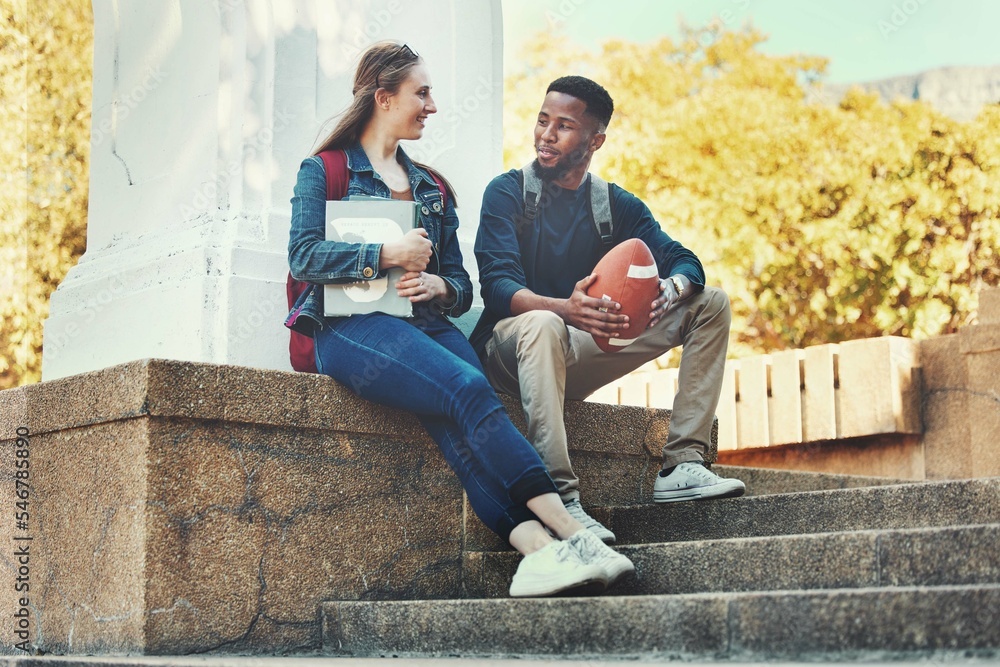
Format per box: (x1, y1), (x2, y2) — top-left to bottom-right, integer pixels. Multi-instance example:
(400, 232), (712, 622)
(314, 305), (557, 541)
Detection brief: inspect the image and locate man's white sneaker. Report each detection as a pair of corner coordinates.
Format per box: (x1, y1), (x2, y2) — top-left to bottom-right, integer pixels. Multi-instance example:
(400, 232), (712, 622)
(509, 540), (608, 598)
(564, 498), (616, 544)
(566, 529), (635, 588)
(653, 461), (746, 503)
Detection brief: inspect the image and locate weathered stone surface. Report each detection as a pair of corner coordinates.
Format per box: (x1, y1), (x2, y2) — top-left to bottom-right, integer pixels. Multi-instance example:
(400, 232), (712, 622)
(463, 523), (1000, 599)
(729, 585), (1000, 659)
(920, 334), (972, 479)
(608, 478), (1000, 545)
(0, 360), (473, 655)
(980, 286), (1000, 324)
(0, 387), (26, 437)
(323, 586), (1000, 660)
(21, 361), (149, 433)
(712, 464), (911, 496)
(716, 434), (926, 480)
(959, 323), (1000, 355)
(0, 421), (149, 655)
(323, 595), (729, 658)
(1, 358), (709, 655)
(966, 343), (1000, 478)
(878, 524), (1000, 587)
(142, 419), (465, 655)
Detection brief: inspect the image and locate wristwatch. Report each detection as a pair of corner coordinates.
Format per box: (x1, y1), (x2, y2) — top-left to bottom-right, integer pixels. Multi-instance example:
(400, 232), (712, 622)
(670, 275), (685, 299)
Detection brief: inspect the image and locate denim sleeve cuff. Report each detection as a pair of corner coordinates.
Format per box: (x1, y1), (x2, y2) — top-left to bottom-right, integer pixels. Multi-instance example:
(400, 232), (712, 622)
(357, 243), (383, 279)
(434, 277), (461, 315)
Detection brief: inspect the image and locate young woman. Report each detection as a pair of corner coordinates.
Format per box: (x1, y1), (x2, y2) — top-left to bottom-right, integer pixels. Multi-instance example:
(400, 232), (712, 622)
(284, 41), (633, 597)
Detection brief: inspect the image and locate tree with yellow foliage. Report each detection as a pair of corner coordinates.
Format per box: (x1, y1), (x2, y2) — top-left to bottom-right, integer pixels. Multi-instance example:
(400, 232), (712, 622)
(504, 26), (1000, 356)
(0, 2), (92, 388)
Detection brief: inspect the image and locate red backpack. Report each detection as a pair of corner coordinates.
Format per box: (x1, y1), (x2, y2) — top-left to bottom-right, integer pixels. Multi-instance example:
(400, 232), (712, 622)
(285, 150), (448, 373)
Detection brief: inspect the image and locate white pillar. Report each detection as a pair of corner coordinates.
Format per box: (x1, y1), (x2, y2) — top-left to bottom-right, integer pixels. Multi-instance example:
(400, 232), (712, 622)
(42, 0), (503, 380)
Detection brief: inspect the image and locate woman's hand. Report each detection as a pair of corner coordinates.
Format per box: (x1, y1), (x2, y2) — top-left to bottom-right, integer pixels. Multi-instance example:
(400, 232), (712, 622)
(396, 271), (451, 303)
(380, 228), (433, 272)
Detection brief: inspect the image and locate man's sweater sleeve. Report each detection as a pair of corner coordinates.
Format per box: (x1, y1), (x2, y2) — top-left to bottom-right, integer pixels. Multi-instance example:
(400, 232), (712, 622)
(613, 185), (706, 288)
(475, 172), (528, 319)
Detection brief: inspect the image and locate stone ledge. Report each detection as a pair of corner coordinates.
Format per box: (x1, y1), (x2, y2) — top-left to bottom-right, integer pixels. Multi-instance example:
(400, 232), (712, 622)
(1, 359), (712, 463)
(0, 359), (707, 656)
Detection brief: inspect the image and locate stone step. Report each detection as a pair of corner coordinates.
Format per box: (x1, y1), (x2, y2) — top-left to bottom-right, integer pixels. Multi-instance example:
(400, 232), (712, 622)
(712, 464), (913, 496)
(462, 522), (1000, 598)
(596, 477), (1000, 546)
(322, 584), (1000, 660)
(462, 464), (919, 553)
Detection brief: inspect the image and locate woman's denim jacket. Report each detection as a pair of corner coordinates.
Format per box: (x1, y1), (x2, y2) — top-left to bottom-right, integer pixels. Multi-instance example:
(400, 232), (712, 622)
(285, 144), (473, 336)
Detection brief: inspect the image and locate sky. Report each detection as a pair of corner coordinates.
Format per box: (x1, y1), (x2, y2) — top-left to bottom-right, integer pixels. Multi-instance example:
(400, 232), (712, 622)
(501, 0), (1000, 84)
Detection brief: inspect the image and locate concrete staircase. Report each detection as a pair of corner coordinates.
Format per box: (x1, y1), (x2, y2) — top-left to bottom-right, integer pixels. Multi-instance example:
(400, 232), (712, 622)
(324, 476), (1000, 661)
(3, 358), (999, 660)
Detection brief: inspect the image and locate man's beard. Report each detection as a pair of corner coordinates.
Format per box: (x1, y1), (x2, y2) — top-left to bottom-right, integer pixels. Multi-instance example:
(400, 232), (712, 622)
(533, 146), (589, 182)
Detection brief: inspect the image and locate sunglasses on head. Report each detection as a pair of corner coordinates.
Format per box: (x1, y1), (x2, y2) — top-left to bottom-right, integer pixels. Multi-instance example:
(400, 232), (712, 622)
(375, 43), (419, 88)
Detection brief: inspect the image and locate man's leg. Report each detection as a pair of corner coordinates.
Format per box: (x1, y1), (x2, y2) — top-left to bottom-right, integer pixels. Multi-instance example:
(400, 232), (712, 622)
(564, 286), (731, 469)
(484, 310), (578, 500)
(482, 290), (729, 492)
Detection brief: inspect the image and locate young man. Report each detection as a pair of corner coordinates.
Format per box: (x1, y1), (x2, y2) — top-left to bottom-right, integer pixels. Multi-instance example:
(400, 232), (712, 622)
(470, 76), (745, 543)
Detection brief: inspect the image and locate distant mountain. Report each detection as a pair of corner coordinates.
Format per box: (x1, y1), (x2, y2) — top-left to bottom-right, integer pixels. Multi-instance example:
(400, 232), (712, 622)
(819, 65), (1000, 121)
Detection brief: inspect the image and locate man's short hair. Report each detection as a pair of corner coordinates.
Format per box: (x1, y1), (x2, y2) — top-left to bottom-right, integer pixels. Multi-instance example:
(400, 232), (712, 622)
(546, 76), (614, 130)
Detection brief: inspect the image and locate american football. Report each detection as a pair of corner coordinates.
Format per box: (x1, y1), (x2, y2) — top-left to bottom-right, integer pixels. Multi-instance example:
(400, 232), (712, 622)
(586, 238), (661, 353)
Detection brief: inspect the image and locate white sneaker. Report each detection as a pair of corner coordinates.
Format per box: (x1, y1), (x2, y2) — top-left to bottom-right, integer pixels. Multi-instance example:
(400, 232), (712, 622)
(564, 498), (616, 544)
(566, 529), (635, 588)
(653, 461), (746, 503)
(509, 540), (608, 598)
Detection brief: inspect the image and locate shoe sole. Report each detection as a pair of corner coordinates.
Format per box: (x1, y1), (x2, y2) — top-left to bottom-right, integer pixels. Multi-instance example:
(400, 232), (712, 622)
(603, 559), (636, 587)
(653, 481), (746, 503)
(509, 567), (609, 598)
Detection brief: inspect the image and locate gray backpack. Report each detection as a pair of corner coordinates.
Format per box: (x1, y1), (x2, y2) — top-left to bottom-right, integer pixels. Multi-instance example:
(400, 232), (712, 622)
(518, 162), (615, 248)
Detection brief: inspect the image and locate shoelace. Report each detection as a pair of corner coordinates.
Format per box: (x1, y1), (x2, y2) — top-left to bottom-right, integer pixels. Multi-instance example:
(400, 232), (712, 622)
(680, 462), (718, 482)
(551, 540), (584, 565)
(571, 532), (606, 563)
(565, 500), (601, 529)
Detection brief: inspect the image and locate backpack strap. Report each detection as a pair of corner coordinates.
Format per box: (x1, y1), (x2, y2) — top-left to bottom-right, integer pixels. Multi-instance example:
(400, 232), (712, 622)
(587, 173), (614, 248)
(317, 149), (350, 201)
(323, 148), (449, 206)
(519, 162), (614, 247)
(520, 161), (543, 222)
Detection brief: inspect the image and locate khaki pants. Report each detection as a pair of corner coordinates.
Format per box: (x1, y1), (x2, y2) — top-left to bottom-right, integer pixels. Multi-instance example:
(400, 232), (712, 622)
(484, 287), (731, 501)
